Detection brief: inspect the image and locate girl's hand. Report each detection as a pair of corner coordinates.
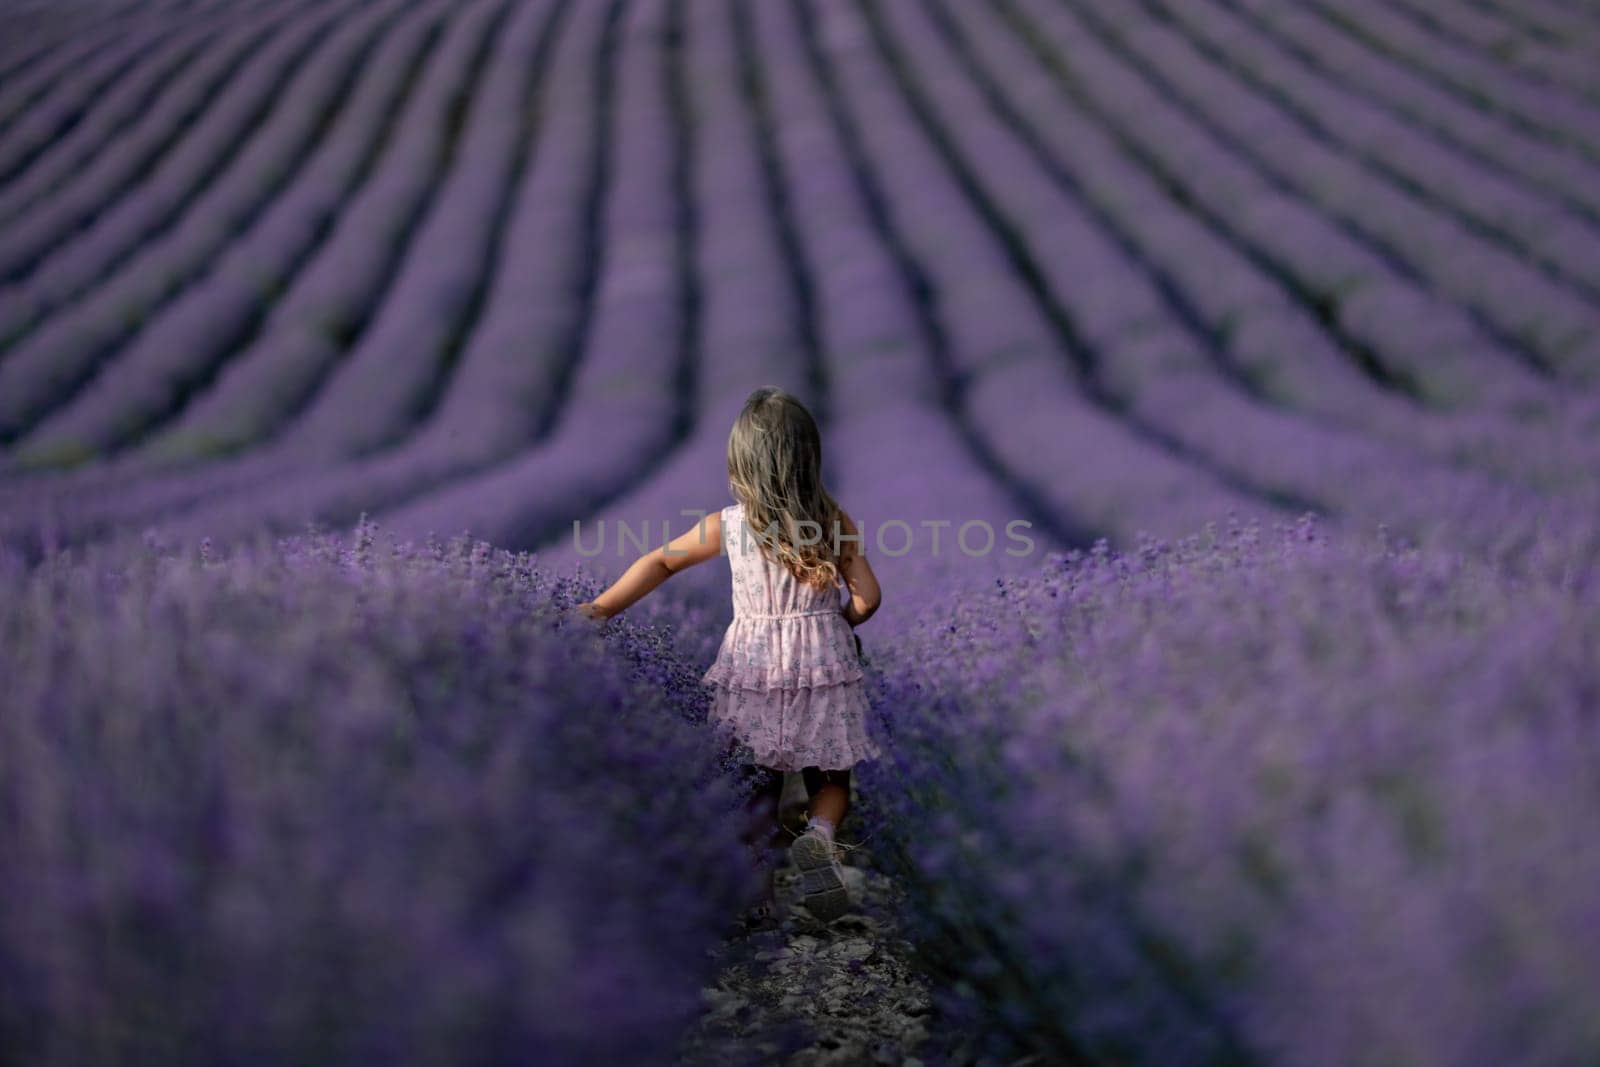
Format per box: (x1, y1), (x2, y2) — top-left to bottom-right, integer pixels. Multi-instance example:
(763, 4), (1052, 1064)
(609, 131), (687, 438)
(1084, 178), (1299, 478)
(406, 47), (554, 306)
(576, 601), (611, 623)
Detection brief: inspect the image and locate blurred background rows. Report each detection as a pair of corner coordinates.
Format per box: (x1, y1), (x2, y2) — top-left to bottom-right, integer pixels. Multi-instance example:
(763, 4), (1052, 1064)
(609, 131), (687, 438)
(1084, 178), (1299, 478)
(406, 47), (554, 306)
(2, 0), (1599, 612)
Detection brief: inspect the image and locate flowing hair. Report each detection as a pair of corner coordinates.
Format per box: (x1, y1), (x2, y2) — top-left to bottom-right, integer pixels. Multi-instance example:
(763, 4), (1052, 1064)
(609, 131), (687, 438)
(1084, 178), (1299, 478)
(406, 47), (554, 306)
(726, 387), (845, 592)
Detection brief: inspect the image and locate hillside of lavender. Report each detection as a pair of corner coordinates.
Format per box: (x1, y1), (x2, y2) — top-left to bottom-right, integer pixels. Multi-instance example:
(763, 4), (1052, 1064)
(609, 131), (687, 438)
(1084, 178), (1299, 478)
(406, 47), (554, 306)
(1, 0), (1598, 1064)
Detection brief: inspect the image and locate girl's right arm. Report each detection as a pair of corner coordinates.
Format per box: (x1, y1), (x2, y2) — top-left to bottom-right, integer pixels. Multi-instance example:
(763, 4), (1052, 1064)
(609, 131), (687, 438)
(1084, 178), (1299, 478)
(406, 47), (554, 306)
(837, 510), (880, 627)
(579, 510), (723, 620)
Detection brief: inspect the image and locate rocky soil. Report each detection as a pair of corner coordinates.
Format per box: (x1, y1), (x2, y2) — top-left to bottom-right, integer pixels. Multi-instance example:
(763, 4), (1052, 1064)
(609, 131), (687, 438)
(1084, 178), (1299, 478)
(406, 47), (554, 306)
(674, 775), (939, 1067)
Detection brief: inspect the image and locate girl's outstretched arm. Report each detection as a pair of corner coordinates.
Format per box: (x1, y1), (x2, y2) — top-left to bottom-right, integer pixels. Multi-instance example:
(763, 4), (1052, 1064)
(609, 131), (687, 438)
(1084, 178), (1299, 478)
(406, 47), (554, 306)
(579, 511), (723, 620)
(837, 510), (881, 627)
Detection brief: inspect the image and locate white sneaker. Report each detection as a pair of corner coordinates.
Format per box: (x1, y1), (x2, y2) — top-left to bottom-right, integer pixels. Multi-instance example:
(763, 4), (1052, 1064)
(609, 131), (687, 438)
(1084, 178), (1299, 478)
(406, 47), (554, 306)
(791, 827), (850, 922)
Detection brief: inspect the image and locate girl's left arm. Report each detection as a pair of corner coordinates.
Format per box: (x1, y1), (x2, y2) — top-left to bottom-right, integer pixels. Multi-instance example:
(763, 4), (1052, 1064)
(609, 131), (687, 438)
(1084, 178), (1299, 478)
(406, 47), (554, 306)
(579, 510), (723, 620)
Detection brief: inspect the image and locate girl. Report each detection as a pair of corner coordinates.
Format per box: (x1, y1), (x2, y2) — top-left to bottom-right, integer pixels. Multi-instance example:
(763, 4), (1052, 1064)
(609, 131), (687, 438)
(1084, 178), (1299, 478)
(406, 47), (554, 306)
(578, 387), (882, 924)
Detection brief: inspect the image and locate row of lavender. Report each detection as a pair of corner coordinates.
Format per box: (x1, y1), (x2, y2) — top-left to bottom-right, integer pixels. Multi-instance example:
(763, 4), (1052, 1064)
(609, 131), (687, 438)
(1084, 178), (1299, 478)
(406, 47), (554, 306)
(3, 1), (1599, 1061)
(0, 521), (756, 1065)
(857, 516), (1600, 1066)
(0, 0), (1597, 581)
(5, 515), (1594, 1064)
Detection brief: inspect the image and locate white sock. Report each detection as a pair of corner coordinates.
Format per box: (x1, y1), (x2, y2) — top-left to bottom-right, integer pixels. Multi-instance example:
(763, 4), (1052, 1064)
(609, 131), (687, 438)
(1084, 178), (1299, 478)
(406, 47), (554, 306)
(806, 815), (835, 842)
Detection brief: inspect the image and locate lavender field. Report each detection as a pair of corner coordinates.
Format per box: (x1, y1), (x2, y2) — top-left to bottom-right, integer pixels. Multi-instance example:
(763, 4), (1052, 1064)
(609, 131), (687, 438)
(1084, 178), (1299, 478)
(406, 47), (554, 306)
(1, 0), (1599, 1063)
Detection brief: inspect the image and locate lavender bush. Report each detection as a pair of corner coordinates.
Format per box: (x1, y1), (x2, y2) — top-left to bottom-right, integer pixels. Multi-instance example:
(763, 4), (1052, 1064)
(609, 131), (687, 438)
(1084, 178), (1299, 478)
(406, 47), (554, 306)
(0, 518), (757, 1066)
(858, 515), (1600, 1066)
(6, 1), (1600, 1061)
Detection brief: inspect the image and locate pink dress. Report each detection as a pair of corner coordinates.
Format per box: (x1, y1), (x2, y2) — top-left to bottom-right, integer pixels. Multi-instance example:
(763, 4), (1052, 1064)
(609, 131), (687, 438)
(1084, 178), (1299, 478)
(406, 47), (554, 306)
(701, 502), (883, 772)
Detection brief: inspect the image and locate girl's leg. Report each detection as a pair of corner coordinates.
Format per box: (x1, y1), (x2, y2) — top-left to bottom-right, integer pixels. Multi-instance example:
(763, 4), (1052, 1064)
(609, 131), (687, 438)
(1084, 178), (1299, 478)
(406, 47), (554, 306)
(793, 766), (853, 921)
(801, 766), (851, 832)
(736, 762), (786, 906)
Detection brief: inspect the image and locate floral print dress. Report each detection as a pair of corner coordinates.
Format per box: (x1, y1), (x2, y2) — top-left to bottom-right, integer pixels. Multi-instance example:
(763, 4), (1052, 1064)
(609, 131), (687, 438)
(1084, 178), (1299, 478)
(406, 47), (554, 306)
(701, 502), (883, 772)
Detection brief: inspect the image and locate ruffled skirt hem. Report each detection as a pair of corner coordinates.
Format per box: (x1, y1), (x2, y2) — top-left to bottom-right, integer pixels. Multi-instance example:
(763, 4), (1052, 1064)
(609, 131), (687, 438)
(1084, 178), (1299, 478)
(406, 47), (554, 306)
(702, 611), (863, 691)
(701, 658), (864, 690)
(705, 680), (883, 773)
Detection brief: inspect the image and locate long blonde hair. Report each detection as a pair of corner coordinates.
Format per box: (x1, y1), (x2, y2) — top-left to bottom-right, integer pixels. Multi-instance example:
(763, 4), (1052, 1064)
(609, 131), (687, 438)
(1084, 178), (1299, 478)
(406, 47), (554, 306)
(726, 387), (845, 592)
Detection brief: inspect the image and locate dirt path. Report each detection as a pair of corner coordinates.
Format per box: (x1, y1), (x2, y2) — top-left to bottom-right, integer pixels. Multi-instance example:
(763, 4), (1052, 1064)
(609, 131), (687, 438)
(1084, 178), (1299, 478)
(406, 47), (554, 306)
(675, 777), (936, 1066)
